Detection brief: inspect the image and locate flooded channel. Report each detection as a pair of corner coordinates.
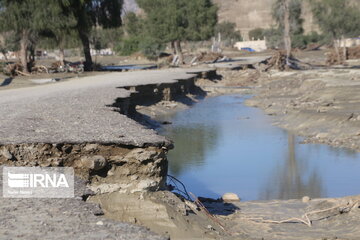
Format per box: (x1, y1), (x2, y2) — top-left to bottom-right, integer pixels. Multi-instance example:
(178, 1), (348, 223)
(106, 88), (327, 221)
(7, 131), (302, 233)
(161, 95), (360, 201)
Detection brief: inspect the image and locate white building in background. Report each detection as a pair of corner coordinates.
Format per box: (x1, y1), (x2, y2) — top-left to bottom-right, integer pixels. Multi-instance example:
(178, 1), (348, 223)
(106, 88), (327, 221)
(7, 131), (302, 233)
(337, 38), (360, 48)
(90, 48), (114, 56)
(234, 39), (267, 52)
(0, 51), (18, 60)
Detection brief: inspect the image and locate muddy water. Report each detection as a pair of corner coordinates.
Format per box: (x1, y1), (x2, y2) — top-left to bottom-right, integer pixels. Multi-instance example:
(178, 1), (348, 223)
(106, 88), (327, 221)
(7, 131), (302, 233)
(161, 95), (360, 201)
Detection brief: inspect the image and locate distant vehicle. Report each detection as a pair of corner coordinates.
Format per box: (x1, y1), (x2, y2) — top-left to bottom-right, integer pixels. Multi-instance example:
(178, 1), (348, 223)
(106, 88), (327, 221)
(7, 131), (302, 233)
(241, 47), (256, 52)
(58, 62), (84, 74)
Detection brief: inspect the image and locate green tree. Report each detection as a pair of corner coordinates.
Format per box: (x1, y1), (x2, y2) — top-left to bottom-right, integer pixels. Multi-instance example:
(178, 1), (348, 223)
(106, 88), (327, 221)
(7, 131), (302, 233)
(137, 0), (217, 64)
(310, 0), (360, 62)
(0, 0), (40, 72)
(63, 0), (123, 70)
(214, 21), (242, 47)
(270, 0), (303, 56)
(123, 12), (144, 37)
(273, 0), (304, 36)
(249, 28), (266, 40)
(0, 32), (19, 60)
(34, 0), (78, 65)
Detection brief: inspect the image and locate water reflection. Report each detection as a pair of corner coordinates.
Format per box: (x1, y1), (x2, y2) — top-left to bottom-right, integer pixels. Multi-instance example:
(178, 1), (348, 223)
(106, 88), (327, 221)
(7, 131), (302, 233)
(166, 125), (219, 175)
(161, 95), (360, 201)
(261, 134), (324, 200)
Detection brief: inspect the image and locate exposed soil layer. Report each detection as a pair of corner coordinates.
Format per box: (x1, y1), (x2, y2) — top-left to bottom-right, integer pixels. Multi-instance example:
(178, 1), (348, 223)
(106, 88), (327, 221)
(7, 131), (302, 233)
(90, 191), (241, 240)
(0, 143), (168, 194)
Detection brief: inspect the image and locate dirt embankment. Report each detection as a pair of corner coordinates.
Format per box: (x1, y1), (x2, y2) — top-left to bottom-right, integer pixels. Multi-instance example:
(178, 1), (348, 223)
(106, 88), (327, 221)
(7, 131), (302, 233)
(245, 68), (360, 151)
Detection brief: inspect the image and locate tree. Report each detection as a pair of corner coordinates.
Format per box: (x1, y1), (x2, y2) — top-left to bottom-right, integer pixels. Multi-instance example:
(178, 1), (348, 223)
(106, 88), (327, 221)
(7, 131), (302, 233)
(0, 0), (40, 72)
(214, 21), (242, 47)
(137, 0), (217, 64)
(310, 0), (360, 63)
(272, 0), (303, 62)
(123, 12), (144, 37)
(249, 28), (266, 40)
(63, 0), (123, 71)
(283, 0), (291, 64)
(34, 0), (78, 65)
(0, 32), (19, 60)
(272, 0), (304, 36)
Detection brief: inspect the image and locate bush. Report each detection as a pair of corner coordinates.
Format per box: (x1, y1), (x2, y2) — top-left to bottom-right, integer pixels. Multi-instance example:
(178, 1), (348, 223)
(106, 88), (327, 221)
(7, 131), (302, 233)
(264, 27), (282, 49)
(265, 28), (328, 49)
(214, 21), (242, 47)
(115, 37), (140, 56)
(249, 28), (266, 40)
(139, 37), (165, 60)
(292, 32), (328, 49)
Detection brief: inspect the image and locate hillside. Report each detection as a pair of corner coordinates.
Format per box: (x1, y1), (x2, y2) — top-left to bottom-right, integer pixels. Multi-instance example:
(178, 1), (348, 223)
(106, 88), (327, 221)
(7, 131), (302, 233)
(127, 0), (318, 40)
(213, 0), (318, 40)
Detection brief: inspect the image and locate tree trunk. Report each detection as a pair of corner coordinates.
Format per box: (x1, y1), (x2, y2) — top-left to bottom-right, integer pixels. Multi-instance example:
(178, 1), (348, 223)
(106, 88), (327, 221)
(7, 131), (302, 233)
(59, 48), (65, 66)
(341, 36), (347, 62)
(174, 40), (184, 65)
(283, 0), (291, 65)
(29, 44), (35, 67)
(334, 39), (341, 64)
(79, 30), (93, 71)
(58, 36), (66, 66)
(20, 30), (30, 73)
(170, 41), (176, 55)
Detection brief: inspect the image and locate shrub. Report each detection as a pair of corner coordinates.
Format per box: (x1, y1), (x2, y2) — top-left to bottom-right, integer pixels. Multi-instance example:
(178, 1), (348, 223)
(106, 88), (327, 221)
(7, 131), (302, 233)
(115, 37), (140, 56)
(249, 28), (266, 40)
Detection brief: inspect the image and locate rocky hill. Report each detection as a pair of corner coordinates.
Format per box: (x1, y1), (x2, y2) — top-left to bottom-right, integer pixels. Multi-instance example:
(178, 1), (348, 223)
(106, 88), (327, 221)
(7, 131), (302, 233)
(127, 0), (320, 40)
(213, 0), (318, 40)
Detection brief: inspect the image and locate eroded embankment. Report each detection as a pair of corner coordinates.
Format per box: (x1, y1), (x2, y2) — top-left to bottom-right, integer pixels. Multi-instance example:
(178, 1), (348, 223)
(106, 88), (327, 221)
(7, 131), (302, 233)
(0, 143), (167, 194)
(85, 68), (235, 240)
(245, 68), (360, 151)
(0, 68), (229, 240)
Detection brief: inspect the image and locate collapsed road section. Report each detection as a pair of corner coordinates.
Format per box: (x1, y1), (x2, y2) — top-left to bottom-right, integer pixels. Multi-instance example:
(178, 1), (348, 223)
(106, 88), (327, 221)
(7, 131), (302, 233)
(0, 68), (216, 239)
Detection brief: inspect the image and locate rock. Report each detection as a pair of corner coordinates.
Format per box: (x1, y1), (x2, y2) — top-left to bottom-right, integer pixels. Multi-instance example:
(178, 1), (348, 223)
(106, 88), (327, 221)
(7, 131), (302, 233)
(80, 155), (107, 170)
(207, 225), (215, 230)
(124, 149), (159, 163)
(131, 180), (158, 193)
(84, 144), (99, 152)
(1, 148), (13, 160)
(222, 193), (240, 202)
(316, 133), (329, 139)
(302, 196), (311, 203)
(96, 221), (104, 226)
